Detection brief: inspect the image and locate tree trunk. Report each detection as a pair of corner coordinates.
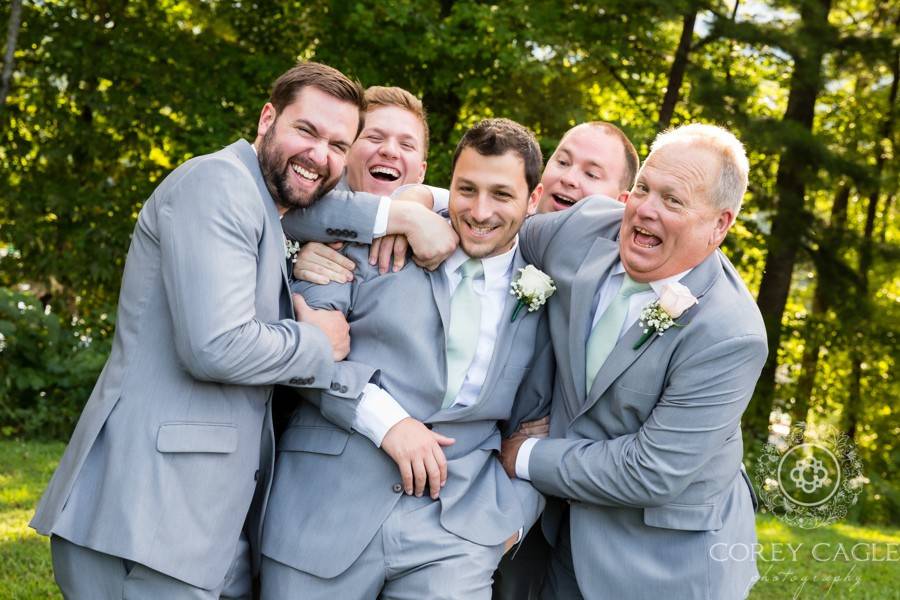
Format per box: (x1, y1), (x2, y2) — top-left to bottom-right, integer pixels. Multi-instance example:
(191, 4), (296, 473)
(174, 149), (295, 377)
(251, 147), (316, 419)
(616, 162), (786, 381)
(792, 184), (851, 426)
(743, 0), (833, 452)
(657, 9), (697, 131)
(0, 0), (23, 109)
(845, 45), (898, 442)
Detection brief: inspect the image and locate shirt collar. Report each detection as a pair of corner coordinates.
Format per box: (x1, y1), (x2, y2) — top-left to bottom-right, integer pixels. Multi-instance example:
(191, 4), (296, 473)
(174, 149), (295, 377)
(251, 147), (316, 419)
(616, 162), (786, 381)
(611, 261), (692, 296)
(444, 238), (518, 286)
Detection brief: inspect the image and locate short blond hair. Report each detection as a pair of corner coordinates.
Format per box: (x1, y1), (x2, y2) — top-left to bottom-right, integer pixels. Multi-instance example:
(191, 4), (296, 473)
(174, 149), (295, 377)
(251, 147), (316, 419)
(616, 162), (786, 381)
(364, 86), (429, 155)
(649, 123), (749, 215)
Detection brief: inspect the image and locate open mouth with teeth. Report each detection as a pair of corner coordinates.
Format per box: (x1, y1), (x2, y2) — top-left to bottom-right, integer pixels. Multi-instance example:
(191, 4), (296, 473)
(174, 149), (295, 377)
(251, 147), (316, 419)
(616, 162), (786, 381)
(463, 220), (501, 239)
(551, 193), (577, 208)
(290, 161), (321, 183)
(633, 226), (662, 248)
(369, 165), (401, 182)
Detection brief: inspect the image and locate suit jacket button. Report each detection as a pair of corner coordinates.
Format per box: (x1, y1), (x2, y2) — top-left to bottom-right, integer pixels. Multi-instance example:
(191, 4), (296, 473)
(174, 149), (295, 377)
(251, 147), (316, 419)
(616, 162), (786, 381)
(330, 382), (340, 392)
(350, 231), (358, 239)
(340, 385), (348, 393)
(307, 376), (315, 384)
(326, 228), (335, 235)
(289, 377), (299, 385)
(392, 483), (403, 493)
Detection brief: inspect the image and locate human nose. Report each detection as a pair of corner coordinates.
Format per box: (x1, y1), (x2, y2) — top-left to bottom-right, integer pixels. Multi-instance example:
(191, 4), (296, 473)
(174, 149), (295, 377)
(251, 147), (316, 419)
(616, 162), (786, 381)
(308, 138), (329, 166)
(634, 193), (659, 219)
(470, 193), (494, 222)
(378, 137), (400, 159)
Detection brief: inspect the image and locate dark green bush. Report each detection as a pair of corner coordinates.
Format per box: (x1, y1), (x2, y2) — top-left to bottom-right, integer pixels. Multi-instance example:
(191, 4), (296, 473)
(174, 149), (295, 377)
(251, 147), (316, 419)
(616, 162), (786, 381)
(0, 288), (110, 439)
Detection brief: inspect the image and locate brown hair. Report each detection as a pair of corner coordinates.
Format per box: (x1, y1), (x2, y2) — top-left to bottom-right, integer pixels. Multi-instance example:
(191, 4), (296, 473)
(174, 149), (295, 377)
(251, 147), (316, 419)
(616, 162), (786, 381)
(451, 118), (543, 192)
(570, 122), (640, 191)
(269, 62), (367, 135)
(364, 86), (430, 155)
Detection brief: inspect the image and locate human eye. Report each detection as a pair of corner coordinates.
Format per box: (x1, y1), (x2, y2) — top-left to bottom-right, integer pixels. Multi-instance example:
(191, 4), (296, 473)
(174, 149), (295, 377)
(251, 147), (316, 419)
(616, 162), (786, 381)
(585, 171), (599, 180)
(556, 157), (570, 167)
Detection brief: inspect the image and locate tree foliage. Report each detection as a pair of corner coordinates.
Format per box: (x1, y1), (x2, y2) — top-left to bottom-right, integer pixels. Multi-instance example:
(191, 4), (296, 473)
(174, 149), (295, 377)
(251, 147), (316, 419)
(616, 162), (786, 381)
(0, 0), (897, 523)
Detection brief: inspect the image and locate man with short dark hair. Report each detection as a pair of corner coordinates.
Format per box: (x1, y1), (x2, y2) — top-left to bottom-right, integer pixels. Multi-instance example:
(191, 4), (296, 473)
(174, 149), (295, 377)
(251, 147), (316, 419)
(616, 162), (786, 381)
(261, 118), (552, 599)
(31, 61), (455, 600)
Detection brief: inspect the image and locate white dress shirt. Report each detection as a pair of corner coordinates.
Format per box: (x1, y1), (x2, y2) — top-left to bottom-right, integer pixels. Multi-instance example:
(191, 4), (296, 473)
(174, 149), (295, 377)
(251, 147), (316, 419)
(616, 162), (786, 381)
(515, 261), (692, 480)
(353, 242), (518, 446)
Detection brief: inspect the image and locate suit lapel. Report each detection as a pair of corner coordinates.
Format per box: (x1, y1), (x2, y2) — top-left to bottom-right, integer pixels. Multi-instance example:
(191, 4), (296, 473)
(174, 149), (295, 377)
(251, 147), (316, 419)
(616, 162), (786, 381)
(574, 250), (724, 421)
(426, 268), (451, 335)
(229, 139), (294, 318)
(567, 237), (619, 406)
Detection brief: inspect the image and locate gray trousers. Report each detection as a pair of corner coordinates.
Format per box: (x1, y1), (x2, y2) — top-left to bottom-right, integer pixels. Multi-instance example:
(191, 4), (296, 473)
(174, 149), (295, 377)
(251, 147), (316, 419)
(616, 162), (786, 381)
(261, 494), (505, 600)
(51, 534), (252, 600)
(540, 511), (584, 600)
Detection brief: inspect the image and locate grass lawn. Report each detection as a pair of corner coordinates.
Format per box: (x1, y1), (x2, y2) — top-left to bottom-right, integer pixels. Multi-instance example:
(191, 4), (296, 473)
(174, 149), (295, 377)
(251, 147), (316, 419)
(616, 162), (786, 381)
(1, 439), (897, 599)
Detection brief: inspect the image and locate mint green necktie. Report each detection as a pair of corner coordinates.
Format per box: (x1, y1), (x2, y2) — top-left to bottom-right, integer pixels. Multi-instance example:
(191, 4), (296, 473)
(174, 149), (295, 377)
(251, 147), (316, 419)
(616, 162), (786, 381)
(442, 259), (484, 408)
(584, 274), (651, 391)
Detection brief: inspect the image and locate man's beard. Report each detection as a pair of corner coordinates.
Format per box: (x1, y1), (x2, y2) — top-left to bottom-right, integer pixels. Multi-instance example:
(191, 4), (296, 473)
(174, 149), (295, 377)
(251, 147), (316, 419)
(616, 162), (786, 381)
(258, 127), (332, 210)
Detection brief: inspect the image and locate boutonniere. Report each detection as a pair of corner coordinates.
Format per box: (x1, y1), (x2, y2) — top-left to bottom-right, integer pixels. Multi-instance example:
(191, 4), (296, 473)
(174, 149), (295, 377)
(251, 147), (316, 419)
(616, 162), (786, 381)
(284, 238), (301, 262)
(509, 265), (556, 322)
(633, 282), (698, 349)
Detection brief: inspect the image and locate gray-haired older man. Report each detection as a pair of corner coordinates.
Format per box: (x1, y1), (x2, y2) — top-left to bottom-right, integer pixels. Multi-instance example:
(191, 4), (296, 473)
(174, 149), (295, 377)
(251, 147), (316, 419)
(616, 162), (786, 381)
(500, 124), (766, 600)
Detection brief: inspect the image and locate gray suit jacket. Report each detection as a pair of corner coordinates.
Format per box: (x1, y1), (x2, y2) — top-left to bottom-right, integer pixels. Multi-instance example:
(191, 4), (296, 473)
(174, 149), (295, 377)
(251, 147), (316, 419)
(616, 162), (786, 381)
(31, 139), (384, 589)
(518, 196), (767, 600)
(261, 244), (551, 578)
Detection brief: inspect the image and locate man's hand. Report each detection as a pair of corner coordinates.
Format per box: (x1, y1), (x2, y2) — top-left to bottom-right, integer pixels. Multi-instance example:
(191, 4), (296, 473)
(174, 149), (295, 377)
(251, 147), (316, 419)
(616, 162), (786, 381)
(500, 432), (528, 479)
(380, 417), (455, 499)
(293, 294), (350, 361)
(293, 242), (355, 284)
(368, 234), (410, 274)
(517, 415), (550, 439)
(386, 202), (457, 271)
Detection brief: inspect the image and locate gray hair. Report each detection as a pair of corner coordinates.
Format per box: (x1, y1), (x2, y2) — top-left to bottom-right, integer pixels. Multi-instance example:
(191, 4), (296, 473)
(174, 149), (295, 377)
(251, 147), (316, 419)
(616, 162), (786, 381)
(648, 123), (749, 215)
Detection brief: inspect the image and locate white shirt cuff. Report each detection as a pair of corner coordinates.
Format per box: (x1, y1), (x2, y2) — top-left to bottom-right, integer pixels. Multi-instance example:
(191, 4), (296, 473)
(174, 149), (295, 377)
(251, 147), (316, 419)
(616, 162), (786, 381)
(515, 437), (539, 481)
(373, 196), (392, 238)
(353, 383), (409, 446)
(516, 527), (523, 544)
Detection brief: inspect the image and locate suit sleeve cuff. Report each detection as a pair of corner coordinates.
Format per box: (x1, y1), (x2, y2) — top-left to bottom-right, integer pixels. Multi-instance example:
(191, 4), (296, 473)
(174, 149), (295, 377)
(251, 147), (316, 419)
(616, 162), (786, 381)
(353, 383), (409, 446)
(372, 196), (392, 238)
(515, 437), (539, 480)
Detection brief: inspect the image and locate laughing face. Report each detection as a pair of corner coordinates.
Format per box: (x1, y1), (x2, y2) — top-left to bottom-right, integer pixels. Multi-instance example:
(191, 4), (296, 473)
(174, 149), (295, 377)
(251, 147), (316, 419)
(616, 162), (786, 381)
(449, 147), (541, 259)
(537, 125), (629, 213)
(255, 86), (360, 213)
(619, 142), (734, 282)
(345, 105), (427, 196)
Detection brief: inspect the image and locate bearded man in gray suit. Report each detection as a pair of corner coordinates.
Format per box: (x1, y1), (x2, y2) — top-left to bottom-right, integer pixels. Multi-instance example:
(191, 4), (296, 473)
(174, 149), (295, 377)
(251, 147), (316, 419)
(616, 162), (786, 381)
(31, 62), (455, 600)
(500, 124), (766, 600)
(262, 118), (554, 599)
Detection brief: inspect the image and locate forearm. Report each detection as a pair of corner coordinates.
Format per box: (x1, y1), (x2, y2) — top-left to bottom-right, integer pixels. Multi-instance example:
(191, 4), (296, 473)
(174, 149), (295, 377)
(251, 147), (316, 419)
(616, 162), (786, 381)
(527, 335), (767, 507)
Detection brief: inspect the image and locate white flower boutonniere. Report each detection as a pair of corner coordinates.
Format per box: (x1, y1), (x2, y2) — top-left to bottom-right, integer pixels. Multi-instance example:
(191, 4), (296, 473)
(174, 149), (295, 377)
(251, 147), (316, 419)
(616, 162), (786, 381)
(510, 265), (556, 322)
(634, 282), (698, 349)
(284, 238), (301, 262)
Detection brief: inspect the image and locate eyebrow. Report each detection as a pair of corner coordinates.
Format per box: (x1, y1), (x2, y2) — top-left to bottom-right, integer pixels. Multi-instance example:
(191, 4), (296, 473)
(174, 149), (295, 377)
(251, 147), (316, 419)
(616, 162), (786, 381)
(293, 118), (353, 150)
(365, 127), (419, 145)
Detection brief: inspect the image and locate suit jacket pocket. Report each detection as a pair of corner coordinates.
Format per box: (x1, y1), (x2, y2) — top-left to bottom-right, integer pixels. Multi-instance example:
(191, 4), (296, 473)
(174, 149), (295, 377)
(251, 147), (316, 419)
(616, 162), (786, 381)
(278, 425), (350, 456)
(643, 503), (723, 532)
(156, 422), (238, 454)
